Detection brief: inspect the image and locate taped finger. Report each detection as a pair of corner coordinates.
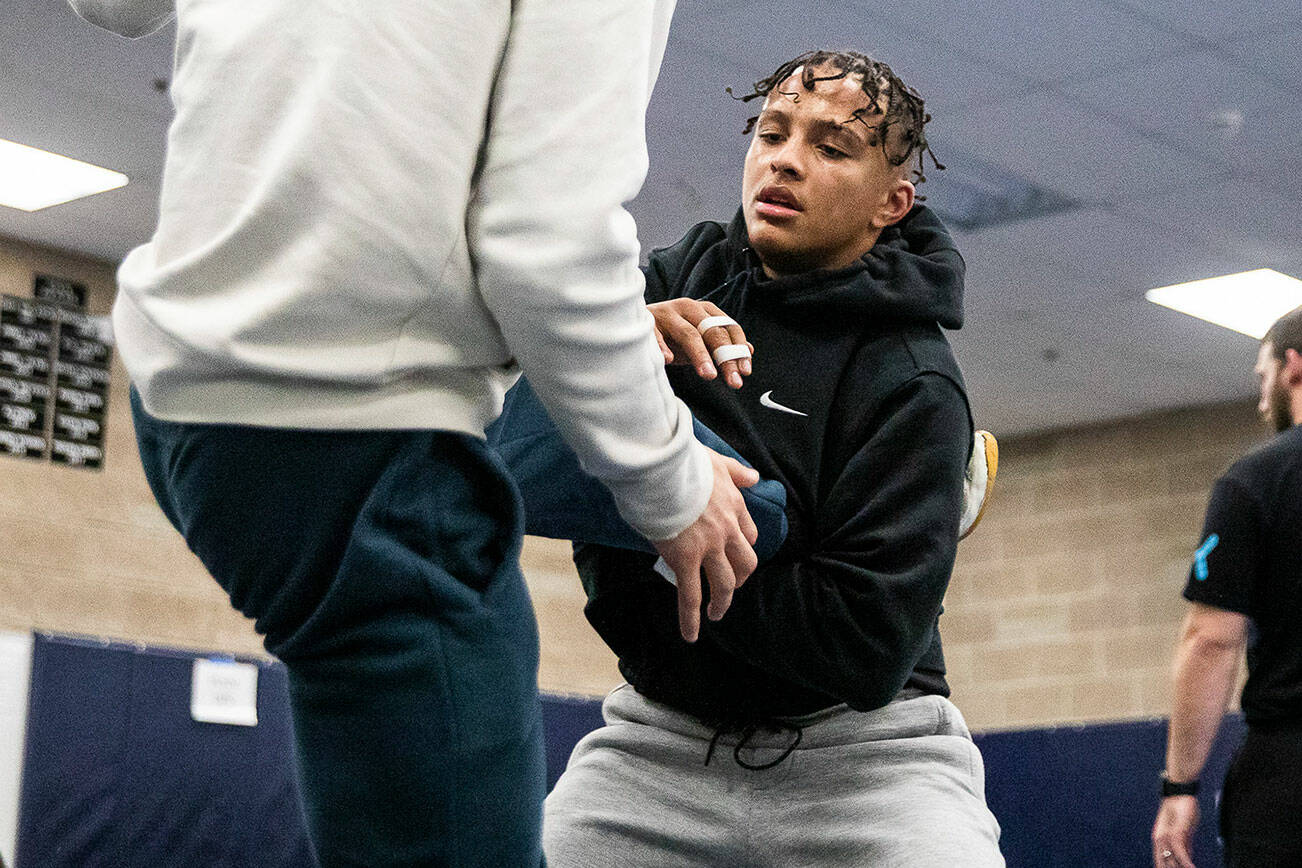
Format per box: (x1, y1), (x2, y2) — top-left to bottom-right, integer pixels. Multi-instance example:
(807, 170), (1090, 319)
(711, 344), (751, 364)
(697, 315), (739, 335)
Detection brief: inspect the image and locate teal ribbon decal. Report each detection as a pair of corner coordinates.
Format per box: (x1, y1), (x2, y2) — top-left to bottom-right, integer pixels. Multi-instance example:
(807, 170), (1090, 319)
(1193, 533), (1220, 581)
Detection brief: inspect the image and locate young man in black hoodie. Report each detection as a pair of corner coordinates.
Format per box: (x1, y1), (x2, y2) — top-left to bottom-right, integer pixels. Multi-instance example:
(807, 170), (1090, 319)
(541, 51), (1004, 866)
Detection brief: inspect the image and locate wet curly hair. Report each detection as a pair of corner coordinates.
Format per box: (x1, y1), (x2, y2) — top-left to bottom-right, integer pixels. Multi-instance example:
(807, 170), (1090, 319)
(728, 49), (943, 189)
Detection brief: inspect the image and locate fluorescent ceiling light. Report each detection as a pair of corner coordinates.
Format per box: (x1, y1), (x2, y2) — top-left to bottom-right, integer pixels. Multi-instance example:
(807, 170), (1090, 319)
(0, 138), (128, 212)
(1146, 269), (1302, 339)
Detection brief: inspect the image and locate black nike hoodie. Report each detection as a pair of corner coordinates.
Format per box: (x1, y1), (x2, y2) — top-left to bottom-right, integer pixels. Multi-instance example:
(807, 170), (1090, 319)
(575, 204), (974, 725)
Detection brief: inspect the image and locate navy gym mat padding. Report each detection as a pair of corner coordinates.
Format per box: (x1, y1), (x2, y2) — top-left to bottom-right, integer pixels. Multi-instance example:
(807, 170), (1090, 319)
(539, 692), (607, 791)
(15, 633), (602, 867)
(16, 632), (1250, 867)
(17, 633), (315, 868)
(975, 715), (1245, 868)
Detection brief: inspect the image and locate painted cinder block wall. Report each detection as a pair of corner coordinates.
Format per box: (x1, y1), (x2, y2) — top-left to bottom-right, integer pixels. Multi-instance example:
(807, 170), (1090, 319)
(0, 236), (1264, 730)
(942, 401), (1260, 729)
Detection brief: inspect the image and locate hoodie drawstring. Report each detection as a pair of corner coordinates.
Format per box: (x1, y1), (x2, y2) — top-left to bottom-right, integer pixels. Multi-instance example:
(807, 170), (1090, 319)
(704, 721), (804, 770)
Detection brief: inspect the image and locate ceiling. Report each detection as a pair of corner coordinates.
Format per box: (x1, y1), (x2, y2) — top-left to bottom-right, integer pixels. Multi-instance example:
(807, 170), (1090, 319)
(3, 0), (1299, 436)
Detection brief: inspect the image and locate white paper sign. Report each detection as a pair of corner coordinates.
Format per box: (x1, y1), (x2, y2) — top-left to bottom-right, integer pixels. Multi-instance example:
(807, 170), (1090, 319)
(190, 658), (259, 726)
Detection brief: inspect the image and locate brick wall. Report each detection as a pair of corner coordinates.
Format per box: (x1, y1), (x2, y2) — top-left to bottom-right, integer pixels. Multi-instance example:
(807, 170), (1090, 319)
(0, 235), (1264, 730)
(944, 402), (1262, 730)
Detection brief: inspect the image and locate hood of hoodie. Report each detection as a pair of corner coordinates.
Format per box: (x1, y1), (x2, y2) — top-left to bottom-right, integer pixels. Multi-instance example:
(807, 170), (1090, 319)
(723, 204), (965, 330)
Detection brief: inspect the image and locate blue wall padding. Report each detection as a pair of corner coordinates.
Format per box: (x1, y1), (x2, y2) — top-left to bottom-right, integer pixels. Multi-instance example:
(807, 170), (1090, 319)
(16, 633), (1249, 868)
(975, 715), (1245, 868)
(17, 633), (316, 868)
(16, 633), (597, 867)
(539, 693), (607, 790)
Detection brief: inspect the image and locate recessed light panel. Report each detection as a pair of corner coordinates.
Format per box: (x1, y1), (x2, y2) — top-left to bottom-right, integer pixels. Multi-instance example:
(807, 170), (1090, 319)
(1145, 269), (1302, 339)
(0, 138), (128, 212)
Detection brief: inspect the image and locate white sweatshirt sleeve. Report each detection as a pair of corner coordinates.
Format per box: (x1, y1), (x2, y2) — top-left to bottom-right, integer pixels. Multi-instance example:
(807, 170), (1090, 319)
(468, 0), (712, 542)
(67, 0), (174, 37)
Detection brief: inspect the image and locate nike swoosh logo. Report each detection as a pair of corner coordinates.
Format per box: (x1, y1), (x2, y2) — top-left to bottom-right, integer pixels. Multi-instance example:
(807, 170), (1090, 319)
(759, 390), (808, 417)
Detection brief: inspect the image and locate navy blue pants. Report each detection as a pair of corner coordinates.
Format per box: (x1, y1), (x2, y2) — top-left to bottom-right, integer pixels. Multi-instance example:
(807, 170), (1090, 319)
(131, 391), (545, 867)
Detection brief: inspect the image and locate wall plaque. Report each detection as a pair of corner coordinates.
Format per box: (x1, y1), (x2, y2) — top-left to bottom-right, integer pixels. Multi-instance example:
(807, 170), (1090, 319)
(1, 291), (113, 469)
(33, 275), (88, 310)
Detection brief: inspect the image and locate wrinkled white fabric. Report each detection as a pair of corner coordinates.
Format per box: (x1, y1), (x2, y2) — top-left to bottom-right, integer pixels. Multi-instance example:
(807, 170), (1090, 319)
(70, 0), (710, 540)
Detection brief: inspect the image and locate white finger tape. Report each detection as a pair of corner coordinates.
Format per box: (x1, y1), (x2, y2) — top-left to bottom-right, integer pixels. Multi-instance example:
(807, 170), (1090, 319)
(697, 315), (738, 334)
(652, 557), (678, 587)
(711, 344), (751, 364)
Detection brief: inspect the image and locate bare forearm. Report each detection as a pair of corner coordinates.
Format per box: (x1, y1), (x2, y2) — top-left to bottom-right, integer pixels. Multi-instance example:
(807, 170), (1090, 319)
(1164, 635), (1241, 780)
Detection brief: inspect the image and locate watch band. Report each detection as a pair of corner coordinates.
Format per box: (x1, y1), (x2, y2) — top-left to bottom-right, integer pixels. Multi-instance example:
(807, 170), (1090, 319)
(1160, 772), (1200, 797)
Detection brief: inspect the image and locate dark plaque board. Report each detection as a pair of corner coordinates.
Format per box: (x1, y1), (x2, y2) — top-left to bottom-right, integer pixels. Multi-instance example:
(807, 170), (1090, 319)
(52, 411), (103, 443)
(58, 333), (111, 367)
(55, 360), (111, 392)
(50, 438), (103, 469)
(1, 401), (46, 433)
(0, 322), (54, 355)
(0, 429), (46, 460)
(1, 295), (59, 327)
(56, 385), (106, 416)
(0, 375), (51, 408)
(34, 274), (88, 310)
(0, 296), (55, 460)
(52, 309), (111, 468)
(58, 308), (108, 340)
(0, 349), (51, 380)
(0, 293), (112, 469)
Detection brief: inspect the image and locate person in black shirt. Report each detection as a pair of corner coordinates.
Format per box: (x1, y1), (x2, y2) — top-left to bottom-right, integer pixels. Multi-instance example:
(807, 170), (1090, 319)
(538, 50), (1004, 867)
(1152, 304), (1302, 868)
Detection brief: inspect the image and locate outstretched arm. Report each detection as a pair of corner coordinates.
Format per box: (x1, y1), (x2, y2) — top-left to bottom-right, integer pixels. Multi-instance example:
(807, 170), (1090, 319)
(1151, 603), (1246, 868)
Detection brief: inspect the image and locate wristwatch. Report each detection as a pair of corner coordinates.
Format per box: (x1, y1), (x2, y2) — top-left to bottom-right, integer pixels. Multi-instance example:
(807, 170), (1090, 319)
(1160, 771), (1200, 797)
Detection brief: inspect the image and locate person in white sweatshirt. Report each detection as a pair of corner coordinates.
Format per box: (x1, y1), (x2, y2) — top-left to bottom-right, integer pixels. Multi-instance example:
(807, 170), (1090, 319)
(66, 1), (760, 865)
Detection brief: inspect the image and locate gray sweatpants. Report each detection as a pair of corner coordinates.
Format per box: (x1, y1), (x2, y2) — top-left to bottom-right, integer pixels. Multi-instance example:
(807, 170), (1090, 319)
(544, 684), (1004, 868)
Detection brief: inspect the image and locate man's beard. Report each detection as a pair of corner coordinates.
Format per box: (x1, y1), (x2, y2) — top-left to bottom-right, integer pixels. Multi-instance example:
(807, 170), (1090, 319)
(1265, 381), (1293, 433)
